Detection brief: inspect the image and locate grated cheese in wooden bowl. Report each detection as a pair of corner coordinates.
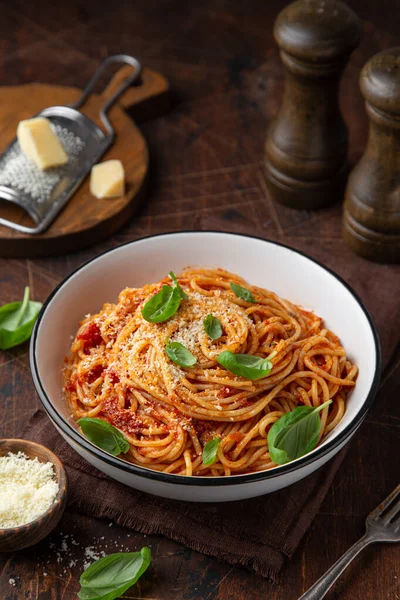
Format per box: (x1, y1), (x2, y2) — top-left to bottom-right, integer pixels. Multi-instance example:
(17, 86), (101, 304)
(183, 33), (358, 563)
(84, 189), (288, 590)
(0, 451), (59, 529)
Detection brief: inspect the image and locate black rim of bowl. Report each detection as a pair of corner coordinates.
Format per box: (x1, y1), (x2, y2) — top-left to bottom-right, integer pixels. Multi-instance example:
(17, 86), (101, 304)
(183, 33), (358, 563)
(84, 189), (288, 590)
(30, 231), (382, 487)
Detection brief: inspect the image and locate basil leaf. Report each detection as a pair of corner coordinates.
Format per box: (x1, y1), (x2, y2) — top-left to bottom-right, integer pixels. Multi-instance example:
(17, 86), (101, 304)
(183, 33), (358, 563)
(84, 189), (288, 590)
(217, 351), (272, 380)
(141, 284), (181, 323)
(165, 338), (196, 367)
(202, 435), (220, 466)
(169, 271), (188, 300)
(229, 282), (255, 303)
(203, 314), (223, 340)
(78, 418), (130, 456)
(78, 547), (151, 600)
(268, 400), (332, 465)
(0, 287), (42, 350)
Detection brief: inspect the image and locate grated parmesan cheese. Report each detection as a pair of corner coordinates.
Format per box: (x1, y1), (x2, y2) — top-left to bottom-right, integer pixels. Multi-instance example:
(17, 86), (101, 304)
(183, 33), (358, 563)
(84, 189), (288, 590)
(114, 289), (253, 392)
(0, 451), (59, 529)
(83, 545), (107, 570)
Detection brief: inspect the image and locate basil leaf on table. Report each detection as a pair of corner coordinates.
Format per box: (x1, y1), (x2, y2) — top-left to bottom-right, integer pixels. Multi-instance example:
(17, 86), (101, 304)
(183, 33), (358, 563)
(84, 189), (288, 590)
(202, 436), (221, 466)
(203, 314), (223, 340)
(0, 286), (42, 350)
(78, 547), (151, 600)
(141, 284), (181, 323)
(217, 351), (273, 380)
(165, 338), (196, 367)
(169, 271), (188, 300)
(77, 417), (130, 456)
(229, 282), (255, 303)
(267, 400), (332, 465)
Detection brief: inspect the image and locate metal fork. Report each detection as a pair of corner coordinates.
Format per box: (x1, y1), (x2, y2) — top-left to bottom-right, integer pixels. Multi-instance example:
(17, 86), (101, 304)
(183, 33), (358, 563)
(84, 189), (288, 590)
(299, 484), (400, 600)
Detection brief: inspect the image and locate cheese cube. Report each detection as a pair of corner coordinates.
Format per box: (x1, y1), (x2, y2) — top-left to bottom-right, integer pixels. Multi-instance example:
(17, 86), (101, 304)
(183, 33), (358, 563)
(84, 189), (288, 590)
(90, 160), (125, 199)
(17, 117), (68, 170)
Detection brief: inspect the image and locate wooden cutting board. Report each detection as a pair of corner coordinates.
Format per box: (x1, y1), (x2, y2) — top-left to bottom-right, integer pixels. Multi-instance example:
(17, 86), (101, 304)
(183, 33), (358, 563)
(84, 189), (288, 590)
(0, 66), (169, 258)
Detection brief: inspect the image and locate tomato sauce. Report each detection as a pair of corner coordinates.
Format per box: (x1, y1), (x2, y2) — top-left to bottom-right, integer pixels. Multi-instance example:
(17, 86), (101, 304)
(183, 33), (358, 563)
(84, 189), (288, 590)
(107, 370), (120, 384)
(65, 376), (77, 393)
(227, 432), (245, 443)
(101, 398), (144, 435)
(86, 365), (104, 384)
(219, 386), (236, 399)
(193, 418), (219, 444)
(77, 322), (103, 351)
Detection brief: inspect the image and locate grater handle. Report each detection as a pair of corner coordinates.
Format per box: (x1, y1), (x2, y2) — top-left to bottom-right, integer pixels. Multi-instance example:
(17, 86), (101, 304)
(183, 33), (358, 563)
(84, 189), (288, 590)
(70, 54), (142, 138)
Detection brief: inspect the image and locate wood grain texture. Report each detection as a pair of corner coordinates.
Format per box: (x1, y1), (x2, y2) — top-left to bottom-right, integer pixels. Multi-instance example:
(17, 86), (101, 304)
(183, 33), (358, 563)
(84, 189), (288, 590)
(343, 47), (400, 262)
(265, 0), (361, 209)
(109, 66), (171, 122)
(0, 67), (168, 258)
(0, 0), (399, 598)
(0, 439), (67, 552)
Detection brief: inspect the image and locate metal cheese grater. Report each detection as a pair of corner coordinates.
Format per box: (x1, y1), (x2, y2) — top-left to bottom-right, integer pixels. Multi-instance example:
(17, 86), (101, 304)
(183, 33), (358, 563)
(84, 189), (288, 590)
(0, 54), (141, 235)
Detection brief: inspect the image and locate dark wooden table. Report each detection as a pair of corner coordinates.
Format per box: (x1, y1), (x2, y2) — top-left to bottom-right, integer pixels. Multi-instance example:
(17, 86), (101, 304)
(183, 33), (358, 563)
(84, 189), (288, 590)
(0, 0), (399, 598)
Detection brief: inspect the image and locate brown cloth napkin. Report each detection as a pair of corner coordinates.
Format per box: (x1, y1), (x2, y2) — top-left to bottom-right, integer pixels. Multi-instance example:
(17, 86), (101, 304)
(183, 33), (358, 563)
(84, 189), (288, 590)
(25, 409), (346, 581)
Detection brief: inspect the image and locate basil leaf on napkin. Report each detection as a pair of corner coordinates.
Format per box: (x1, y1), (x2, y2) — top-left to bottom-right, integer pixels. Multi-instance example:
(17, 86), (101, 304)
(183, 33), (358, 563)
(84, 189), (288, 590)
(165, 338), (196, 367)
(169, 271), (188, 300)
(229, 282), (255, 303)
(78, 547), (151, 600)
(77, 418), (130, 456)
(203, 314), (223, 340)
(0, 287), (42, 350)
(141, 284), (181, 323)
(202, 436), (221, 466)
(268, 400), (332, 465)
(217, 351), (273, 380)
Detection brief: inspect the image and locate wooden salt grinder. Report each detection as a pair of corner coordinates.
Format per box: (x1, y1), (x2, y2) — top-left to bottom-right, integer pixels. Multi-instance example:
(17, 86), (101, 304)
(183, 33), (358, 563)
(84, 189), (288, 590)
(264, 0), (361, 209)
(343, 48), (400, 263)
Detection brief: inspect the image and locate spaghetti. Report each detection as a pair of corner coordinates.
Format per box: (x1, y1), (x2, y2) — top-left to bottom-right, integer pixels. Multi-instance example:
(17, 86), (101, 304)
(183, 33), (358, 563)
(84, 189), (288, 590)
(63, 268), (357, 476)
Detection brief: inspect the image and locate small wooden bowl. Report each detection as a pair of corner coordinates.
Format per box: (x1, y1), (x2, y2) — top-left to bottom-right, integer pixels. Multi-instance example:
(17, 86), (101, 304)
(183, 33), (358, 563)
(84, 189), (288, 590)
(0, 439), (67, 552)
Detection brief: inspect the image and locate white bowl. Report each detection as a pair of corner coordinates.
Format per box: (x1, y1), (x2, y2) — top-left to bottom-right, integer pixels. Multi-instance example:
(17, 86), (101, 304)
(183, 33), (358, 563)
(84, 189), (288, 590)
(30, 232), (381, 502)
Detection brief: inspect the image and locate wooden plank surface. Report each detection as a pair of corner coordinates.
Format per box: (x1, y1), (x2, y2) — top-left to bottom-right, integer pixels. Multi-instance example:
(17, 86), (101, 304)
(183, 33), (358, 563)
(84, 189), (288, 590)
(0, 0), (399, 598)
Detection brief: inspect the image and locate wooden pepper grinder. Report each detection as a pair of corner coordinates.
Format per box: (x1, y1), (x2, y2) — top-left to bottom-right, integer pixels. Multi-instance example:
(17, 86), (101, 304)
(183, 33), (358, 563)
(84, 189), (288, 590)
(343, 48), (400, 263)
(265, 0), (361, 209)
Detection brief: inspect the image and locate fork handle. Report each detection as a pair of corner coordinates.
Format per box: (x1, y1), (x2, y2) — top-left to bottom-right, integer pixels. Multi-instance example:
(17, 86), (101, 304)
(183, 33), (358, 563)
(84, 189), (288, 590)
(298, 534), (374, 600)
